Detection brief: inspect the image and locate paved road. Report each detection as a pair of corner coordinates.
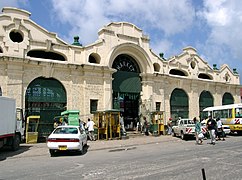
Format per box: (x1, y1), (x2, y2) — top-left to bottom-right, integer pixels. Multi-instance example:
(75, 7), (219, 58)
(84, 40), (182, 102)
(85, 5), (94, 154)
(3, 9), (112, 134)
(1, 135), (242, 180)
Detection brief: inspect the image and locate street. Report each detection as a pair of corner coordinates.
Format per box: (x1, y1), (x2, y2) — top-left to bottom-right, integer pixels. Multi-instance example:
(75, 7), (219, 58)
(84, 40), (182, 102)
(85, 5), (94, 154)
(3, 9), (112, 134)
(1, 135), (242, 180)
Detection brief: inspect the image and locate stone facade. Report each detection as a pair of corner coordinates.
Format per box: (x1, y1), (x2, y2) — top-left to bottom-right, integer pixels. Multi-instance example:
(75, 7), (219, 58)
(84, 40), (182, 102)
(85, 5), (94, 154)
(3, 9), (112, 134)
(0, 7), (241, 125)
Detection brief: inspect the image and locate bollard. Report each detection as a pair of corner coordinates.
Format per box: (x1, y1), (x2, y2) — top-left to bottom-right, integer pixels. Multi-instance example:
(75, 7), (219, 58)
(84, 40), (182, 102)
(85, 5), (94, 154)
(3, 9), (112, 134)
(201, 168), (206, 180)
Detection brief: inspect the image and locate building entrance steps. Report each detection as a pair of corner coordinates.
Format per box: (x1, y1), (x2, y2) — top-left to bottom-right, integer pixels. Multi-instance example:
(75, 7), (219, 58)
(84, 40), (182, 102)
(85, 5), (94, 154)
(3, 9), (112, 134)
(125, 131), (143, 138)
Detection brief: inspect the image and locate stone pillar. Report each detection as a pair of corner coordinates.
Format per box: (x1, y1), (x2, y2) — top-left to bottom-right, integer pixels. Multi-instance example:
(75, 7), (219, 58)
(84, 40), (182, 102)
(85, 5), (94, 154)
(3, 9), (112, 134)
(190, 81), (200, 119)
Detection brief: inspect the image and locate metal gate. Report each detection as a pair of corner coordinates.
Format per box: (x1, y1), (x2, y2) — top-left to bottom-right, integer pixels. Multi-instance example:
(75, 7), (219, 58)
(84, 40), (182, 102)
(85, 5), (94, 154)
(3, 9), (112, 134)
(170, 88), (189, 120)
(25, 77), (67, 140)
(199, 90), (214, 115)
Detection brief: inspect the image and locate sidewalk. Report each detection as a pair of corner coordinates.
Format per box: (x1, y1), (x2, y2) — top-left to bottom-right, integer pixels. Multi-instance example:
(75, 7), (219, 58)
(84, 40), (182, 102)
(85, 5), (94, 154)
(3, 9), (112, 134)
(16, 135), (176, 158)
(3, 135), (180, 159)
(87, 135), (175, 151)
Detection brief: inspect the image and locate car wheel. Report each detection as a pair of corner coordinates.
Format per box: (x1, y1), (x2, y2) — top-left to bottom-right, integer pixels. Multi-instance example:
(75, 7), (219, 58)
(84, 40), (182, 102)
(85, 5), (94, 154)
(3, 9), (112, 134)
(49, 149), (56, 157)
(11, 134), (20, 151)
(181, 132), (186, 140)
(172, 130), (176, 137)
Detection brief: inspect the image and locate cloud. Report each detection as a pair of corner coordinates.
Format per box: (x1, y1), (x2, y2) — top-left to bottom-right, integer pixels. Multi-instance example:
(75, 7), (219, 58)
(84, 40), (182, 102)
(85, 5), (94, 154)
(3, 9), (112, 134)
(198, 0), (242, 67)
(151, 39), (173, 59)
(49, 0), (195, 46)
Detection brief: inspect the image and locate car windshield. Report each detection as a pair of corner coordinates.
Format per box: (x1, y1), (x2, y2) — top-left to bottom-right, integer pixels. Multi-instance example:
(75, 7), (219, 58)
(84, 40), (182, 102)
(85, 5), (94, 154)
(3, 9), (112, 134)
(53, 127), (78, 134)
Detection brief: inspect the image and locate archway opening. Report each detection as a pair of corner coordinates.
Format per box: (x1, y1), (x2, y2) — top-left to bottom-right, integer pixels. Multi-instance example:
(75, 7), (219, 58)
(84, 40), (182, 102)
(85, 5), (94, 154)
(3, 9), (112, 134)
(112, 54), (141, 130)
(222, 92), (234, 105)
(199, 91), (214, 119)
(25, 77), (67, 141)
(170, 88), (189, 121)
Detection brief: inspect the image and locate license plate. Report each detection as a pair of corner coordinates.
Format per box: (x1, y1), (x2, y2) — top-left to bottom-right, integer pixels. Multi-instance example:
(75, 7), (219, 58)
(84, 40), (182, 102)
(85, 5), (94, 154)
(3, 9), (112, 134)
(58, 146), (67, 150)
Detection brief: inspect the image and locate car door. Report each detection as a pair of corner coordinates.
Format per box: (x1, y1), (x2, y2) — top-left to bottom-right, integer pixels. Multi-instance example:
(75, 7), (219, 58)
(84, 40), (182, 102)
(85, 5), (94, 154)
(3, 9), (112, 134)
(79, 127), (87, 145)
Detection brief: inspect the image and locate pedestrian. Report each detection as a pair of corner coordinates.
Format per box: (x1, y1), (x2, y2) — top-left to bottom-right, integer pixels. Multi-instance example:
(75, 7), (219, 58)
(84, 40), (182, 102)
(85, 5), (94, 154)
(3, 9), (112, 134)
(167, 120), (172, 135)
(143, 117), (149, 136)
(86, 118), (95, 141)
(216, 117), (225, 141)
(120, 114), (126, 135)
(206, 115), (217, 145)
(79, 119), (85, 131)
(193, 117), (203, 144)
(62, 118), (68, 126)
(138, 120), (143, 133)
(53, 119), (59, 129)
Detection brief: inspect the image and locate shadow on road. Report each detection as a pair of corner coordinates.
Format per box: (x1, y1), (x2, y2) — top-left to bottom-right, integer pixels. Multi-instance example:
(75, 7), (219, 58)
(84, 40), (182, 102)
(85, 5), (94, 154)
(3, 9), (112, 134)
(0, 145), (31, 161)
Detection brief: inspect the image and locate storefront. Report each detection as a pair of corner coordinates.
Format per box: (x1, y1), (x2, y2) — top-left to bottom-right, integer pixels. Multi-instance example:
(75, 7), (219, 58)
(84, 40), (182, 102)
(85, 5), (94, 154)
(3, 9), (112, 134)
(0, 7), (241, 138)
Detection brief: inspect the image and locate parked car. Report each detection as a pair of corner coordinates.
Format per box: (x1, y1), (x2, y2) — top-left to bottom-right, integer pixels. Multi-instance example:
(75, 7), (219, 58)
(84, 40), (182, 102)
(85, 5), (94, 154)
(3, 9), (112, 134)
(47, 125), (87, 156)
(171, 119), (195, 140)
(222, 125), (231, 136)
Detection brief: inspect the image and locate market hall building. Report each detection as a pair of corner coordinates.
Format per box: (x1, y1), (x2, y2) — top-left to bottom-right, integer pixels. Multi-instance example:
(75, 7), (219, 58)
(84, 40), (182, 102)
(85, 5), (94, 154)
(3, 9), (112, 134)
(0, 7), (241, 137)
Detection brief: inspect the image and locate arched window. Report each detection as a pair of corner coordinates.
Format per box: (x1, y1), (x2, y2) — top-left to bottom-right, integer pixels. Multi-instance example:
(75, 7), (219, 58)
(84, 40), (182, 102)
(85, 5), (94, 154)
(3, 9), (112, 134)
(27, 50), (66, 61)
(112, 54), (140, 73)
(153, 63), (160, 72)
(88, 53), (101, 64)
(169, 69), (187, 76)
(198, 73), (213, 80)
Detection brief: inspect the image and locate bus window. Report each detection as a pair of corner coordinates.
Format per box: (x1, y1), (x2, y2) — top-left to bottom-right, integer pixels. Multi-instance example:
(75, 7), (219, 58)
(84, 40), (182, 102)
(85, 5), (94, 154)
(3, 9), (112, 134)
(221, 109), (228, 118)
(213, 110), (221, 119)
(228, 109), (232, 118)
(235, 108), (242, 118)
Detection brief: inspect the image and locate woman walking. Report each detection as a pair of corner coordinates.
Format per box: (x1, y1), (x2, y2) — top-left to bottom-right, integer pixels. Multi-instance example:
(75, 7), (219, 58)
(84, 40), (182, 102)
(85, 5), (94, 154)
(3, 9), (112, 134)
(194, 117), (203, 145)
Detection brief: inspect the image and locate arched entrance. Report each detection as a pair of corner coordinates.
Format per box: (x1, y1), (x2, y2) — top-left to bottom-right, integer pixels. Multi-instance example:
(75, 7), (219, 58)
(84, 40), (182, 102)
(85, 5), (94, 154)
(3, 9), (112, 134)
(170, 88), (189, 120)
(112, 54), (141, 130)
(222, 92), (234, 105)
(0, 86), (2, 96)
(25, 77), (67, 140)
(199, 91), (213, 117)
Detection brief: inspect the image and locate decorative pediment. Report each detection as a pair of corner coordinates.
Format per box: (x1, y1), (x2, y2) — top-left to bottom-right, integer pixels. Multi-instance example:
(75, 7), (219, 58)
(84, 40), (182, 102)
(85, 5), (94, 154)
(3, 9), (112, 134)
(99, 22), (148, 40)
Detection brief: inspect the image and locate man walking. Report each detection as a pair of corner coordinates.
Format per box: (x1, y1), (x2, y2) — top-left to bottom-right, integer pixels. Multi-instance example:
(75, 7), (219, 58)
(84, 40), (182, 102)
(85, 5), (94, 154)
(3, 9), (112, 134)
(206, 115), (217, 145)
(86, 118), (95, 141)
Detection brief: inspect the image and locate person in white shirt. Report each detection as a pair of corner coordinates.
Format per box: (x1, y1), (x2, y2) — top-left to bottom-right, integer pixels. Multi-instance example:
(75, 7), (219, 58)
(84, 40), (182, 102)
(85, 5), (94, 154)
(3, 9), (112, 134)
(216, 118), (225, 141)
(86, 118), (95, 141)
(120, 114), (126, 135)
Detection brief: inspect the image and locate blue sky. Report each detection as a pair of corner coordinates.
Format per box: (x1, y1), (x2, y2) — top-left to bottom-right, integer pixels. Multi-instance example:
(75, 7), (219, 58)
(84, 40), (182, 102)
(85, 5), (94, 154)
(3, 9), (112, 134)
(1, 0), (242, 84)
